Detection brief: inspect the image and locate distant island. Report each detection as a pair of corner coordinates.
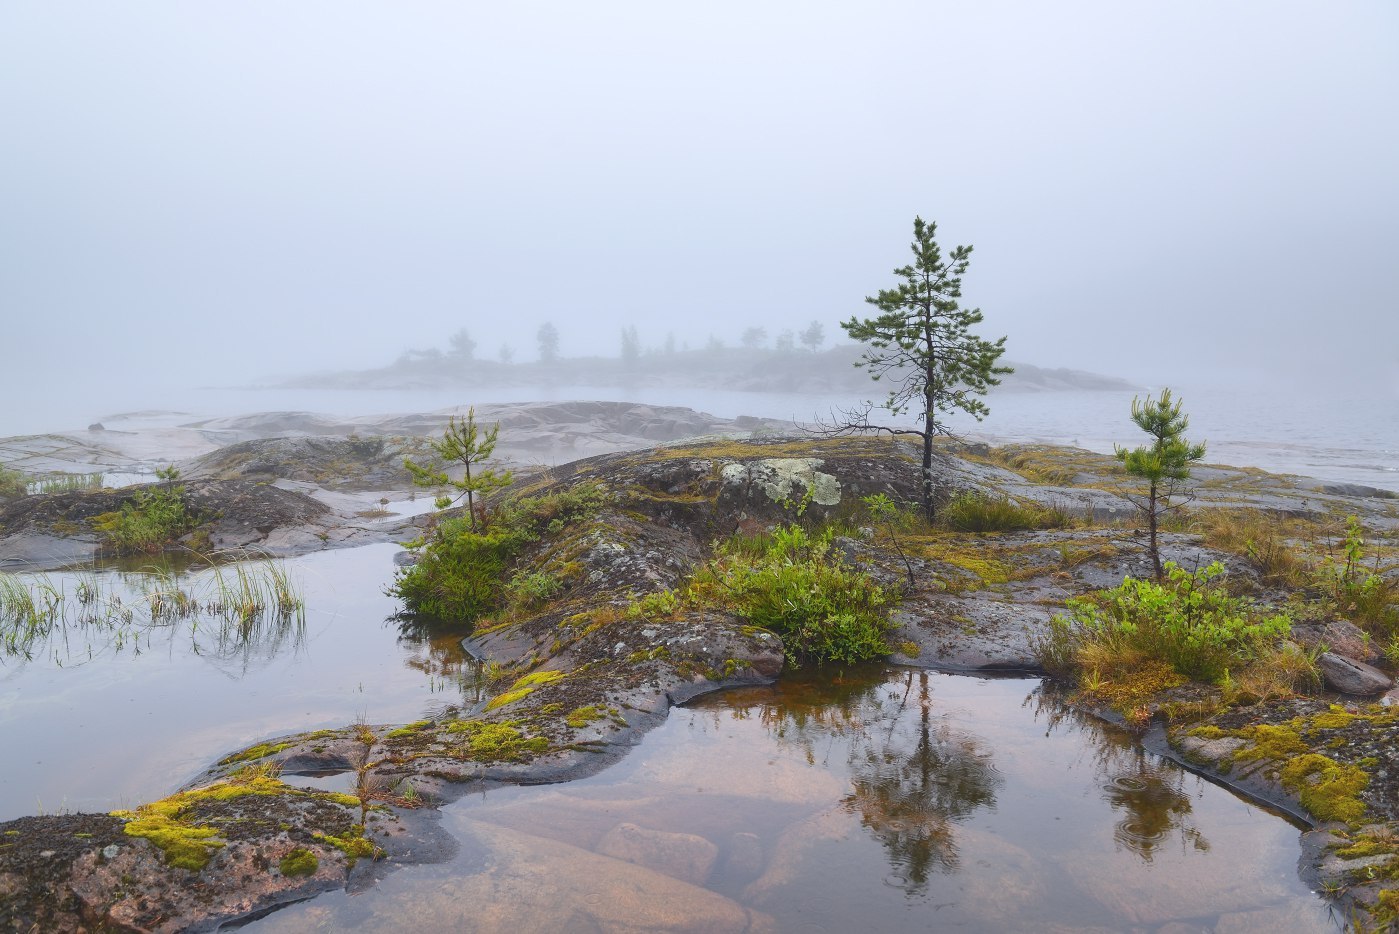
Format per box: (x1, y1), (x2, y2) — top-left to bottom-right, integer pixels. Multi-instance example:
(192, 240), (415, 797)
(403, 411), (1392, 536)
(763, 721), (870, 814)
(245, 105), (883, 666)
(280, 342), (1137, 395)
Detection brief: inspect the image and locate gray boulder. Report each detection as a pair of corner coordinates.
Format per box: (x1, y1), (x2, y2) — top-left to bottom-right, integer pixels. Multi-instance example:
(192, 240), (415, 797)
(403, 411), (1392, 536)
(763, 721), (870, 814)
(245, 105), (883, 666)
(1292, 619), (1381, 665)
(1317, 652), (1394, 696)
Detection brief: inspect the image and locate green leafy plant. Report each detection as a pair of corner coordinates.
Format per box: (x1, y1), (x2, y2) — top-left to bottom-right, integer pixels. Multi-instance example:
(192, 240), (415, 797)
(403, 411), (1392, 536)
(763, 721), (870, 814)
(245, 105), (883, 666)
(94, 466), (201, 554)
(862, 493), (917, 587)
(391, 481), (606, 620)
(1038, 561), (1292, 684)
(0, 467), (29, 499)
(1318, 516), (1398, 635)
(686, 525), (898, 666)
(504, 570), (563, 610)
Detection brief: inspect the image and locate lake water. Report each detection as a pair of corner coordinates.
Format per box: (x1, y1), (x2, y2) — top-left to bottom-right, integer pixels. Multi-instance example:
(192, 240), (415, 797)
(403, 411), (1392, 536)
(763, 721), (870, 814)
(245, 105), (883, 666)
(6, 379), (1395, 493)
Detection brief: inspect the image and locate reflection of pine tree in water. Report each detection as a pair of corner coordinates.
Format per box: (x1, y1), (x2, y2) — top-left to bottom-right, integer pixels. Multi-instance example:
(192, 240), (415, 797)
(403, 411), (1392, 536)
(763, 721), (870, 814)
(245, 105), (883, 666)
(1101, 746), (1209, 861)
(840, 671), (1001, 893)
(1024, 683), (1210, 862)
(393, 615), (490, 704)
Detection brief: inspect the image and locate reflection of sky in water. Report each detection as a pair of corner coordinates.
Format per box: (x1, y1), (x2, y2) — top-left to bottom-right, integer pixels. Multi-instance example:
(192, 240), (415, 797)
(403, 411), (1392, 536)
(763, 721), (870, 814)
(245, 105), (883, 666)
(248, 670), (1338, 933)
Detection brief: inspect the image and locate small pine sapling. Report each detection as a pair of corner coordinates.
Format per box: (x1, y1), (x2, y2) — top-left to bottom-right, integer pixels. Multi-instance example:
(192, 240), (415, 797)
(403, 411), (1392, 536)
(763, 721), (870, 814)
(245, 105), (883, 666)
(1114, 388), (1205, 581)
(404, 407), (513, 532)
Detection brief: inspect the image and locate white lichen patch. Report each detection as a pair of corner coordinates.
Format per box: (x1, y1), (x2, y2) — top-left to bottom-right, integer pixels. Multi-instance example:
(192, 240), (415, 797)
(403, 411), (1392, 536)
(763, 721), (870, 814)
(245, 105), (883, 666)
(720, 459), (841, 507)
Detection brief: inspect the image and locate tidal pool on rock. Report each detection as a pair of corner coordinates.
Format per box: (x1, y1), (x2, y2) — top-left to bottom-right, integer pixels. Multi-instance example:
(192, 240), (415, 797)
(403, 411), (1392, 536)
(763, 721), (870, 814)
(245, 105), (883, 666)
(246, 669), (1339, 933)
(0, 541), (485, 821)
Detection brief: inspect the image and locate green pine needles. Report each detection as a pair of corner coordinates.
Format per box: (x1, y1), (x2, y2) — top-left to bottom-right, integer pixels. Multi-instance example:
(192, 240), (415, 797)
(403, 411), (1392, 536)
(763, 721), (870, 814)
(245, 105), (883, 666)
(1115, 388), (1205, 581)
(404, 407), (513, 532)
(839, 216), (1011, 521)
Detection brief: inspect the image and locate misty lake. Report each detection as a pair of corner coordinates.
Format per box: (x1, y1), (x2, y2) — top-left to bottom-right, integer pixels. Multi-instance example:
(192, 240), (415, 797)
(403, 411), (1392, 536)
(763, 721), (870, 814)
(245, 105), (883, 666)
(6, 381), (1395, 494)
(1, 541), (1342, 931)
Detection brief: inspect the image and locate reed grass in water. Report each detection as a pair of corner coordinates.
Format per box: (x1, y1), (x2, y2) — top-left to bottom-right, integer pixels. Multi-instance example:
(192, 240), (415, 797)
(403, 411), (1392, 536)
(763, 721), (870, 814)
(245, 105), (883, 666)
(0, 554), (305, 666)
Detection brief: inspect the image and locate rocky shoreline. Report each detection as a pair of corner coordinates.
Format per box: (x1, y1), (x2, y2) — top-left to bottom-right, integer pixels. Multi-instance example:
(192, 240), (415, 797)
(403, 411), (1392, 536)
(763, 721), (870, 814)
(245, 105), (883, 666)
(2, 408), (1397, 931)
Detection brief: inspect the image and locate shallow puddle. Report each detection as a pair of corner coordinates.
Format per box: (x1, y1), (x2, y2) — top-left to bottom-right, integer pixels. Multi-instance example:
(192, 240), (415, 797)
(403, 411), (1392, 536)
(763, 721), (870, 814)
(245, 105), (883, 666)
(248, 669), (1340, 933)
(0, 544), (482, 820)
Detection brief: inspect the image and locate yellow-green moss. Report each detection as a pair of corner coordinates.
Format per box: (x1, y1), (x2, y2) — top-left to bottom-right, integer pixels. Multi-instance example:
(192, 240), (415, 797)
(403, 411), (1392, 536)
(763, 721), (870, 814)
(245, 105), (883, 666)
(1376, 889), (1399, 925)
(219, 741), (294, 765)
(1279, 753), (1369, 824)
(386, 720), (433, 738)
(278, 848), (319, 877)
(1187, 725), (1227, 739)
(1335, 836), (1399, 861)
(312, 824), (380, 866)
(1233, 723), (1310, 763)
(1078, 659), (1187, 714)
(565, 705), (605, 729)
(110, 774), (363, 873)
(112, 775), (288, 871)
(1305, 705), (1367, 733)
(485, 669), (566, 710)
(444, 719), (549, 761)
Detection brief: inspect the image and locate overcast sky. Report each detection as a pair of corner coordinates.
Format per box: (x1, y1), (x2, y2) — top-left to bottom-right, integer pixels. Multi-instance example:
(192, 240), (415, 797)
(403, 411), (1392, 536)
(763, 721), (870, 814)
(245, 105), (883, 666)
(2, 1), (1396, 401)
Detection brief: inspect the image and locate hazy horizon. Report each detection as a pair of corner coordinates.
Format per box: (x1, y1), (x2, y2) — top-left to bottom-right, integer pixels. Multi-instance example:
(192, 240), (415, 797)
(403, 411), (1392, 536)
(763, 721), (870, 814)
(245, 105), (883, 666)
(3, 2), (1396, 410)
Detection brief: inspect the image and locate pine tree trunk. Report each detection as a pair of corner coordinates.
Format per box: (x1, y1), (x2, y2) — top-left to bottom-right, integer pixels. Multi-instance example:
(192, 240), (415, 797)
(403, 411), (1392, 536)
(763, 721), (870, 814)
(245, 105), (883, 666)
(922, 384), (936, 523)
(465, 459), (477, 533)
(1148, 479), (1162, 581)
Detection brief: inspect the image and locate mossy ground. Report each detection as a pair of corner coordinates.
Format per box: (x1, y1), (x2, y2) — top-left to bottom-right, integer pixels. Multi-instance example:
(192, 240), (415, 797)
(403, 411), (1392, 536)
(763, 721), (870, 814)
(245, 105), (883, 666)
(111, 771), (369, 872)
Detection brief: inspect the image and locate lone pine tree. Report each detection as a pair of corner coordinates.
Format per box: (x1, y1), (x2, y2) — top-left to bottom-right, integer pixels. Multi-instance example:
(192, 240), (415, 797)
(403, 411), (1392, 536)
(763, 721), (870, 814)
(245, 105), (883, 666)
(839, 216), (1011, 521)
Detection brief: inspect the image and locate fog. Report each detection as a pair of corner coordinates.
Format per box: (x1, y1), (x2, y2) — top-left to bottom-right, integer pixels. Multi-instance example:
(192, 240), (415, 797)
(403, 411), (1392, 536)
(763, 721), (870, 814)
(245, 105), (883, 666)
(2, 1), (1396, 413)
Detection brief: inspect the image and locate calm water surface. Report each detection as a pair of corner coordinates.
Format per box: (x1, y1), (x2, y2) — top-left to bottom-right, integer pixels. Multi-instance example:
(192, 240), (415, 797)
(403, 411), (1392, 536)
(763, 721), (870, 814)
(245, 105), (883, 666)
(249, 669), (1338, 933)
(0, 542), (481, 820)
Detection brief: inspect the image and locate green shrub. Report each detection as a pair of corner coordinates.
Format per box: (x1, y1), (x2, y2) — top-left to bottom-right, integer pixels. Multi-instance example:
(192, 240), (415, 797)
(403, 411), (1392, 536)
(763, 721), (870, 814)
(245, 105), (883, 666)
(939, 491), (1071, 532)
(94, 467), (201, 554)
(0, 467), (27, 500)
(1038, 562), (1291, 684)
(391, 481), (606, 621)
(685, 525), (898, 666)
(504, 570), (563, 610)
(1317, 516), (1398, 636)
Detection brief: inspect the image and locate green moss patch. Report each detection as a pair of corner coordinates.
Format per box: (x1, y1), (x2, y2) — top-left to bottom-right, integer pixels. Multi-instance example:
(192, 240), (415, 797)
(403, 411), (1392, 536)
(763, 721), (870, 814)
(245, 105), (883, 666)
(443, 719), (549, 761)
(1279, 753), (1369, 824)
(278, 848), (319, 877)
(485, 669), (566, 710)
(219, 741), (294, 765)
(312, 824), (380, 866)
(111, 774), (361, 872)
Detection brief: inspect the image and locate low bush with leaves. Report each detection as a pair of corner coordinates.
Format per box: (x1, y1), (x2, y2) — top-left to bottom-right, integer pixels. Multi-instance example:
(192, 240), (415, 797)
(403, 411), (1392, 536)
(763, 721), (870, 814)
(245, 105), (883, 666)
(94, 467), (202, 554)
(391, 481), (607, 620)
(1037, 561), (1293, 685)
(636, 525), (899, 667)
(1317, 516), (1398, 637)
